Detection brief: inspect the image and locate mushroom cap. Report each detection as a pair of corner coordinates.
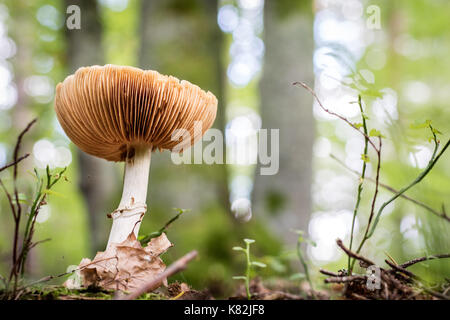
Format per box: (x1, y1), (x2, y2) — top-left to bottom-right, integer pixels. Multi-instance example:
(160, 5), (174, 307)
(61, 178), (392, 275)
(54, 65), (217, 161)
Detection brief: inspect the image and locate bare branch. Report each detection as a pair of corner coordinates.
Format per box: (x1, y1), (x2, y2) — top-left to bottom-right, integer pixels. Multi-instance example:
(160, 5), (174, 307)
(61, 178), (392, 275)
(324, 275), (366, 284)
(400, 254), (450, 269)
(319, 269), (340, 277)
(293, 82), (379, 152)
(0, 154), (30, 173)
(336, 239), (375, 267)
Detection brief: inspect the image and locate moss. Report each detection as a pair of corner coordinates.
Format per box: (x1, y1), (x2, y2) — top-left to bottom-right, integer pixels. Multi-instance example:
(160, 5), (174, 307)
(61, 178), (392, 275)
(11, 285), (167, 300)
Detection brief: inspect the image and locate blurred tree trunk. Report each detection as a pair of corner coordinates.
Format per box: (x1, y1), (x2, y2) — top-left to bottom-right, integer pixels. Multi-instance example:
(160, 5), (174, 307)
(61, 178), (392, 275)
(139, 0), (229, 212)
(253, 1), (315, 243)
(64, 0), (117, 253)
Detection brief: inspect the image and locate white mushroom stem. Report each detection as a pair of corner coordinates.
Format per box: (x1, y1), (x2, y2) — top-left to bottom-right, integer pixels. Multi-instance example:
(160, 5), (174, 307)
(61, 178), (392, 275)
(107, 147), (152, 247)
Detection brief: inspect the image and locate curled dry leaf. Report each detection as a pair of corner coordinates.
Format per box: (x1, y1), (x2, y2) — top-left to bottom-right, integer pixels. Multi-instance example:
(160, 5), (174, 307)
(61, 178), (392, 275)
(65, 233), (172, 291)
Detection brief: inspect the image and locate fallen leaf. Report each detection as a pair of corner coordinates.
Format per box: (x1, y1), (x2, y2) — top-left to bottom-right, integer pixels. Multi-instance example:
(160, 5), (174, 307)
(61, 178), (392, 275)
(65, 233), (172, 291)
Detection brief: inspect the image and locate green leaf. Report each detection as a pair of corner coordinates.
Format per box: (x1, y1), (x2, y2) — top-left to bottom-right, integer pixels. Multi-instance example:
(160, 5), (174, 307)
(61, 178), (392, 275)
(232, 276), (247, 280)
(369, 128), (385, 138)
(43, 189), (66, 198)
(361, 153), (370, 163)
(353, 122), (363, 129)
(244, 238), (255, 244)
(431, 127), (442, 135)
(172, 207), (191, 214)
(410, 119), (432, 129)
(232, 246), (245, 251)
(251, 261), (267, 268)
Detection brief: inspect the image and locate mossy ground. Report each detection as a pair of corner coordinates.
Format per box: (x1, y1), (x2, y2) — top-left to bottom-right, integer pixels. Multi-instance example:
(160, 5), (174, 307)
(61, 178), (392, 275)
(1, 286), (167, 300)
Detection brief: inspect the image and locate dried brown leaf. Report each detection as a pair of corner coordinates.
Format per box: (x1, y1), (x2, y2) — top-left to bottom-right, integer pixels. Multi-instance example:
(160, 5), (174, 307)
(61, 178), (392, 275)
(66, 233), (172, 291)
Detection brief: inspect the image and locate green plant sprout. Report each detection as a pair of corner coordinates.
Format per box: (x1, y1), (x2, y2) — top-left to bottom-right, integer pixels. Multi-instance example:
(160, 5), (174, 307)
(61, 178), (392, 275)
(291, 230), (317, 299)
(295, 82), (450, 276)
(138, 208), (189, 245)
(232, 238), (266, 300)
(0, 118), (70, 300)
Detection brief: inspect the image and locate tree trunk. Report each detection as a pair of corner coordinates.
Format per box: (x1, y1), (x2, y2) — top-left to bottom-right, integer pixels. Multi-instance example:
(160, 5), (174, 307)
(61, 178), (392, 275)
(253, 1), (315, 244)
(64, 0), (118, 253)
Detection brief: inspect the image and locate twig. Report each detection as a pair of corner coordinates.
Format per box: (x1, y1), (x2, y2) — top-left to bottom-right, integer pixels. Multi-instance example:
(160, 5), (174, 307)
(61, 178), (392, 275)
(6, 119), (37, 294)
(27, 238), (51, 251)
(354, 136), (382, 260)
(353, 126), (449, 265)
(293, 82), (379, 152)
(294, 82), (384, 269)
(399, 254), (450, 269)
(319, 269), (340, 277)
(421, 287), (449, 300)
(348, 95), (369, 273)
(336, 239), (375, 267)
(115, 250), (198, 300)
(324, 275), (366, 284)
(350, 293), (370, 300)
(367, 137), (450, 238)
(385, 260), (418, 280)
(0, 154), (30, 173)
(330, 154), (450, 222)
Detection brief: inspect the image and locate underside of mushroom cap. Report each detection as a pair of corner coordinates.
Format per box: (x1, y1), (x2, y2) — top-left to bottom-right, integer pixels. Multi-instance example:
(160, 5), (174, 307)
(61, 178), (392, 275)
(55, 64), (218, 161)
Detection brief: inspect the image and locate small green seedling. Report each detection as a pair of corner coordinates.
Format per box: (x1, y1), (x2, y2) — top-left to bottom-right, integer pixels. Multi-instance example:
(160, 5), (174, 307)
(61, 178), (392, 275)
(291, 230), (316, 299)
(232, 238), (266, 300)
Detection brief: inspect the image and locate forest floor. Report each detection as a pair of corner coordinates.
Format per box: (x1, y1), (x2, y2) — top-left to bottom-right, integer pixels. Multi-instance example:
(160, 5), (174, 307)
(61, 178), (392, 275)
(4, 275), (445, 300)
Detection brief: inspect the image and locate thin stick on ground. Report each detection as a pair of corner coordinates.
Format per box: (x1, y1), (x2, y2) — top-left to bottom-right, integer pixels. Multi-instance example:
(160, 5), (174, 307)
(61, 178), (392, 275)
(324, 275), (366, 284)
(320, 239), (450, 300)
(115, 250), (198, 300)
(399, 254), (450, 269)
(319, 269), (340, 277)
(337, 239), (375, 267)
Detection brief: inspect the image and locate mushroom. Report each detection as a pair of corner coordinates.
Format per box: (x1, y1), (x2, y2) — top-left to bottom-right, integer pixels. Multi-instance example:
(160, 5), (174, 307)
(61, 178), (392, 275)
(55, 64), (217, 248)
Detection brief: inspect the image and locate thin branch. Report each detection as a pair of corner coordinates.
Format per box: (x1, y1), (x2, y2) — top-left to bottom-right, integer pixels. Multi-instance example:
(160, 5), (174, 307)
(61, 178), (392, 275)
(12, 118), (37, 220)
(330, 154), (450, 222)
(421, 287), (449, 300)
(293, 82), (379, 152)
(351, 137), (382, 272)
(324, 275), (366, 284)
(367, 137), (450, 238)
(319, 269), (340, 277)
(385, 260), (418, 280)
(0, 179), (16, 219)
(8, 119), (37, 289)
(336, 239), (375, 267)
(27, 238), (51, 251)
(399, 254), (450, 269)
(0, 154), (30, 173)
(348, 95), (369, 273)
(115, 250), (198, 300)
